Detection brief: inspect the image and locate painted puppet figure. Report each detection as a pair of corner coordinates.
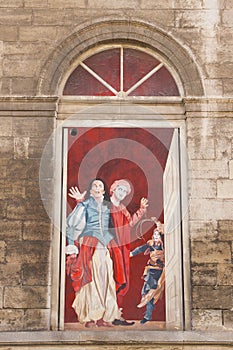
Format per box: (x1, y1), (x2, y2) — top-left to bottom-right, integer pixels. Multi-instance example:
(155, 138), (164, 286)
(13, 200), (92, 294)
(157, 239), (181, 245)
(130, 220), (165, 324)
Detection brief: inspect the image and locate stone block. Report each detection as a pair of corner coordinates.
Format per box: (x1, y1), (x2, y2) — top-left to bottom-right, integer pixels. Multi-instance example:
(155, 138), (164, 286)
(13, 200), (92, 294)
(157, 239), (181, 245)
(0, 0), (23, 6)
(9, 78), (37, 95)
(140, 0), (174, 9)
(218, 220), (233, 240)
(191, 241), (231, 264)
(217, 263), (233, 285)
(192, 309), (223, 331)
(14, 137), (29, 159)
(23, 221), (52, 241)
(203, 0), (225, 9)
(223, 78), (233, 96)
(187, 137), (215, 159)
(23, 0), (49, 7)
(4, 179), (27, 199)
(6, 159), (40, 180)
(229, 160), (233, 179)
(12, 118), (54, 138)
(0, 179), (4, 199)
(190, 160), (228, 179)
(7, 198), (50, 221)
(190, 179), (216, 198)
(217, 180), (233, 198)
(204, 79), (223, 96)
(215, 137), (232, 160)
(0, 287), (2, 308)
(0, 118), (13, 136)
(193, 286), (232, 309)
(190, 198), (233, 220)
(206, 62), (233, 78)
(0, 200), (7, 219)
(89, 0), (139, 8)
(0, 159), (8, 178)
(175, 0), (202, 8)
(0, 309), (24, 331)
(4, 286), (50, 308)
(48, 0), (86, 7)
(0, 220), (22, 240)
(175, 10), (220, 29)
(33, 9), (79, 25)
(191, 263), (217, 286)
(189, 220), (218, 241)
(28, 137), (53, 159)
(22, 262), (50, 285)
(0, 137), (14, 158)
(223, 310), (233, 329)
(6, 241), (51, 264)
(222, 9), (233, 26)
(0, 9), (31, 25)
(19, 26), (58, 42)
(3, 58), (40, 77)
(23, 309), (50, 330)
(0, 241), (6, 263)
(0, 263), (22, 286)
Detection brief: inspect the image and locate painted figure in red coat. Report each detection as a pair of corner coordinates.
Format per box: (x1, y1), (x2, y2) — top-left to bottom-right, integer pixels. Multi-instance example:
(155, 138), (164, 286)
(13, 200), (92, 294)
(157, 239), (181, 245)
(109, 179), (148, 325)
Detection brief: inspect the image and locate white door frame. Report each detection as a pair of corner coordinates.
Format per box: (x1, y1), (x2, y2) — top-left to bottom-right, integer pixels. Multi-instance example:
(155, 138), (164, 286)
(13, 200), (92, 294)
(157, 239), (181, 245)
(50, 100), (191, 332)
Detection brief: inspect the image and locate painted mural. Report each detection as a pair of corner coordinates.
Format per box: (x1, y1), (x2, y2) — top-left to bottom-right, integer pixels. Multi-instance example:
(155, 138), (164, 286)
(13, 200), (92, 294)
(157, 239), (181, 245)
(64, 126), (174, 328)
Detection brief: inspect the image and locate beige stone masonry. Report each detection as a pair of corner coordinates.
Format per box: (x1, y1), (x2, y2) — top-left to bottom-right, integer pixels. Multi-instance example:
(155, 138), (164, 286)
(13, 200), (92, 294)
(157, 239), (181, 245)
(190, 160), (228, 179)
(6, 241), (50, 264)
(4, 286), (50, 309)
(189, 220), (218, 241)
(0, 8), (32, 25)
(190, 198), (232, 220)
(191, 241), (231, 264)
(192, 309), (223, 331)
(47, 0), (87, 8)
(0, 25), (18, 41)
(193, 285), (232, 309)
(0, 241), (6, 263)
(217, 179), (233, 198)
(0, 263), (22, 286)
(217, 263), (233, 285)
(22, 263), (50, 286)
(191, 264), (217, 285)
(190, 179), (216, 198)
(218, 220), (233, 241)
(23, 221), (52, 241)
(0, 220), (22, 240)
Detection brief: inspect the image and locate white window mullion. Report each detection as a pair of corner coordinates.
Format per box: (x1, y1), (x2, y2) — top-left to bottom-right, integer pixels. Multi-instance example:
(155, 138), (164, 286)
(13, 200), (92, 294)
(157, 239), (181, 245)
(80, 62), (118, 95)
(125, 62), (164, 96)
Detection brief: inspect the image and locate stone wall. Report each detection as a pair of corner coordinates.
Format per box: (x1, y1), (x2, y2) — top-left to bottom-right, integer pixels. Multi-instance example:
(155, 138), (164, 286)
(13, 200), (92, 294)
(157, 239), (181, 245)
(0, 0), (232, 347)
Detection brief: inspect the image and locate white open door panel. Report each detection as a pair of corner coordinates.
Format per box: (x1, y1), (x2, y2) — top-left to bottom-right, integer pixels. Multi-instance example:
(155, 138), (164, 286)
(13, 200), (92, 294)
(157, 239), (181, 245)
(163, 128), (183, 330)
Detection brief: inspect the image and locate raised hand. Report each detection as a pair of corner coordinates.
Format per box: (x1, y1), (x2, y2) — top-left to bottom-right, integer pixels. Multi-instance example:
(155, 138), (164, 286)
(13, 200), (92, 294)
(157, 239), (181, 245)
(68, 186), (86, 201)
(140, 197), (149, 209)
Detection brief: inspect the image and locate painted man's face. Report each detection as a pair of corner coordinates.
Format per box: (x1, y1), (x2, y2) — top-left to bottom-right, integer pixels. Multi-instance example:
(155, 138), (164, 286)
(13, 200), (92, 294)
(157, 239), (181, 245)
(90, 180), (105, 199)
(113, 185), (128, 201)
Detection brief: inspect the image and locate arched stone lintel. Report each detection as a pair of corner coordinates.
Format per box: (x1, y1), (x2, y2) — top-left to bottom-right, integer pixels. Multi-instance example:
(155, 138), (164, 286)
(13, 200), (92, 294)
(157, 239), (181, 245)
(37, 18), (204, 97)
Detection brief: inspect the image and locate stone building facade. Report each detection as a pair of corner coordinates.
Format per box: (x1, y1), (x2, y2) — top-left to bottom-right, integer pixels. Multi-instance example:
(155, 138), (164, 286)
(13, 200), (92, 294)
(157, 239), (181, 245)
(0, 0), (232, 349)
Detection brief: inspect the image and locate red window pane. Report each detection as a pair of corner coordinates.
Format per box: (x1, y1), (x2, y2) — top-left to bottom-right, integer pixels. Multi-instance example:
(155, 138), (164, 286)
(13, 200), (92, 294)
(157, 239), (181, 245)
(129, 66), (179, 96)
(63, 65), (115, 96)
(123, 48), (160, 91)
